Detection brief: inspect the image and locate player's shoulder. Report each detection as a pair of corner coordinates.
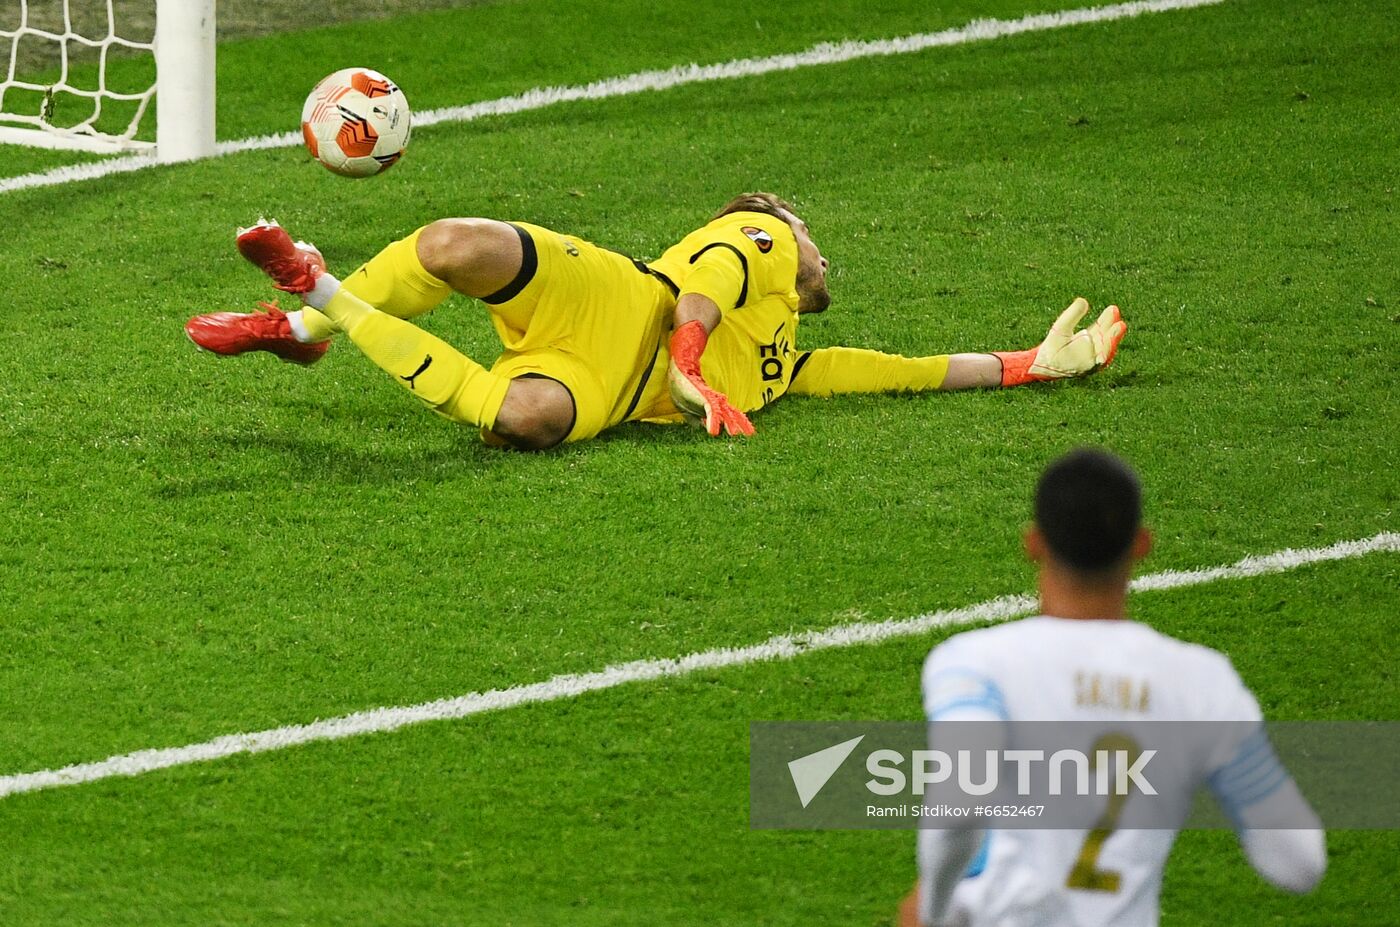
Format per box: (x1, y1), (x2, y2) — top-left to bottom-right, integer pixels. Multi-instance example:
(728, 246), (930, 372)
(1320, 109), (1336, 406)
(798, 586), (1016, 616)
(925, 614), (1078, 656)
(685, 212), (801, 306)
(703, 209), (794, 239)
(1119, 620), (1243, 681)
(694, 211), (797, 262)
(924, 615), (1241, 681)
(1124, 625), (1262, 724)
(920, 616), (1044, 683)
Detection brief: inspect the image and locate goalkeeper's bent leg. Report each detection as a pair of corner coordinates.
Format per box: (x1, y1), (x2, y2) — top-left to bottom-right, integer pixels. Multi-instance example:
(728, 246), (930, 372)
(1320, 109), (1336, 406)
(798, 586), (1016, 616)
(319, 286), (510, 431)
(342, 226), (454, 319)
(287, 227), (455, 343)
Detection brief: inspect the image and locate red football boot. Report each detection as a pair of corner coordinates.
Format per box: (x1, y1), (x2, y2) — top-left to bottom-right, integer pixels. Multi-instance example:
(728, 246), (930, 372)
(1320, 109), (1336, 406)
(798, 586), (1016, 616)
(236, 218), (326, 294)
(185, 302), (330, 366)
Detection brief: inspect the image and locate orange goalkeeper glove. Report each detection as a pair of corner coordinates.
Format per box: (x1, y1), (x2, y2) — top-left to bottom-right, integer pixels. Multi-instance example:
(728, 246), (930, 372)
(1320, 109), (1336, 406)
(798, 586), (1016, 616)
(667, 320), (756, 437)
(994, 298), (1126, 386)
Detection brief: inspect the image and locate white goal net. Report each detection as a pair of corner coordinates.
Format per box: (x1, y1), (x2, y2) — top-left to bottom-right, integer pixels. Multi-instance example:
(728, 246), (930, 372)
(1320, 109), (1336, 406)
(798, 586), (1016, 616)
(0, 0), (213, 160)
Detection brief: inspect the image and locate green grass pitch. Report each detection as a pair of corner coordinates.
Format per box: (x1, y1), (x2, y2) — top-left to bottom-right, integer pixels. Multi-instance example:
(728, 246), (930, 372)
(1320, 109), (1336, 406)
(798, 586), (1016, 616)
(0, 0), (1396, 923)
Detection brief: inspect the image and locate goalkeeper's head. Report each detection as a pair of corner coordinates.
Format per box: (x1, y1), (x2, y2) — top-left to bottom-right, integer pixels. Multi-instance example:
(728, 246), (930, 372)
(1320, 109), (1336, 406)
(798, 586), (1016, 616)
(1030, 448), (1151, 586)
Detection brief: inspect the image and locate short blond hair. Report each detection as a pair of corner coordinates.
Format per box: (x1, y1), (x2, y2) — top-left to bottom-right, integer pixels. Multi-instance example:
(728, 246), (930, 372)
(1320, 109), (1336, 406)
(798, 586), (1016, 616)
(712, 191), (797, 223)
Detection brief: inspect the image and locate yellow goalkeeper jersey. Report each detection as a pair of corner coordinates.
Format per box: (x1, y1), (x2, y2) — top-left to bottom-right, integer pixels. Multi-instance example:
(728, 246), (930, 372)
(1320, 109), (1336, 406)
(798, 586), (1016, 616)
(621, 210), (950, 427)
(638, 210), (803, 419)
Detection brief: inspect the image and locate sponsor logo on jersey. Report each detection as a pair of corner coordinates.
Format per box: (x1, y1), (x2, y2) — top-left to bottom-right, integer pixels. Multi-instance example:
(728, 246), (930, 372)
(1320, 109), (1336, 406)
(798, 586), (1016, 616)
(742, 226), (774, 253)
(758, 322), (793, 406)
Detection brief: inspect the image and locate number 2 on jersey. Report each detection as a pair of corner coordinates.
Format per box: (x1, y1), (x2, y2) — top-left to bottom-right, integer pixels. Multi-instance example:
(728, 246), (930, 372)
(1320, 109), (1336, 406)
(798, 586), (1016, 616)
(1066, 733), (1142, 893)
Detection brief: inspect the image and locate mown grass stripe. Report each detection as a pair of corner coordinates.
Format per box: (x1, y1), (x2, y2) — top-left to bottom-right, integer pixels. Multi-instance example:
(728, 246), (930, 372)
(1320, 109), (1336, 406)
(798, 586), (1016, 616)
(1, 530), (1392, 802)
(0, 0), (1224, 195)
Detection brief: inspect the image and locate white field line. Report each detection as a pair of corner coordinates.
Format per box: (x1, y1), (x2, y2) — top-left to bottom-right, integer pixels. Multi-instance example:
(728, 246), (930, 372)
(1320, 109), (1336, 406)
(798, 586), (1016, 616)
(1, 531), (1394, 802)
(0, 0), (1225, 196)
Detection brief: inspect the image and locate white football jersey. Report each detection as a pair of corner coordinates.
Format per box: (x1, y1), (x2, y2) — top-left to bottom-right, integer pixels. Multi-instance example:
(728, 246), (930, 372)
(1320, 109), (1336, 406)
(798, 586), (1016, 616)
(918, 616), (1279, 927)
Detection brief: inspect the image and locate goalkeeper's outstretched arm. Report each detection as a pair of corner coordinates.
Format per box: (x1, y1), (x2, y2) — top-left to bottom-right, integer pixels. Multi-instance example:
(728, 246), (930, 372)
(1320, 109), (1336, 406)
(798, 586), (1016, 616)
(790, 298), (1127, 396)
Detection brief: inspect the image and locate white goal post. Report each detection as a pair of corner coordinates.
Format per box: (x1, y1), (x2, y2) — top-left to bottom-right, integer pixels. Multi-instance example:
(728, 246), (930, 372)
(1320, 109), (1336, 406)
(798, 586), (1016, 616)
(0, 0), (215, 162)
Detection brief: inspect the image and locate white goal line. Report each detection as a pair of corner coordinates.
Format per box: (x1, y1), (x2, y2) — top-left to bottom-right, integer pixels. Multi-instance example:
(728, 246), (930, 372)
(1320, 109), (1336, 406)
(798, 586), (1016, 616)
(0, 0), (1225, 196)
(0, 530), (1393, 802)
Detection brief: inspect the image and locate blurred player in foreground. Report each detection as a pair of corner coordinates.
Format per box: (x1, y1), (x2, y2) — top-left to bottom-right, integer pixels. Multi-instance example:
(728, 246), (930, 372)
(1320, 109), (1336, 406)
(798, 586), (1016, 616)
(899, 449), (1326, 927)
(186, 193), (1126, 449)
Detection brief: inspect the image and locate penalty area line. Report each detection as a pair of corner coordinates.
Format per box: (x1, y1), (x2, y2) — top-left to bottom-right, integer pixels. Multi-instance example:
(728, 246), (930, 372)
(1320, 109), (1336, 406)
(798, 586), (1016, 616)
(0, 530), (1394, 802)
(0, 0), (1226, 196)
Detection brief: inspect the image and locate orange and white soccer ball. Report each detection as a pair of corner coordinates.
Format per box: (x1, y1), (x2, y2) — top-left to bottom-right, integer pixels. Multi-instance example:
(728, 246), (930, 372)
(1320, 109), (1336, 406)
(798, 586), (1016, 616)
(301, 68), (411, 178)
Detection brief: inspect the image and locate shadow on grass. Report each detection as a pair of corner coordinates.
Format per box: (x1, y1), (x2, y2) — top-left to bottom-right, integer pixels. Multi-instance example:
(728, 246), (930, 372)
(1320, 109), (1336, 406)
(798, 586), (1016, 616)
(150, 416), (698, 500)
(149, 377), (1126, 500)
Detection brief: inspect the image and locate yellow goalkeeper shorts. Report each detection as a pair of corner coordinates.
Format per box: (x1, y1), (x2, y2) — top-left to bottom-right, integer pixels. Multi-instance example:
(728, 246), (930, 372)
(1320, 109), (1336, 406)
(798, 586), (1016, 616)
(483, 222), (676, 443)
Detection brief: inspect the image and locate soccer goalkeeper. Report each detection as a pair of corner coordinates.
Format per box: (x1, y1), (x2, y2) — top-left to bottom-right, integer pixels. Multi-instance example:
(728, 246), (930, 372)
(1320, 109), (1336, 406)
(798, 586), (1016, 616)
(186, 193), (1127, 450)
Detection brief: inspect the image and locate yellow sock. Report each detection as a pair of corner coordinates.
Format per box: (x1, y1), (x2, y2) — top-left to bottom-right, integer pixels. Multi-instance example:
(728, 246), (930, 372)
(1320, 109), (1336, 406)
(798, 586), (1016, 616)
(293, 306), (338, 342)
(321, 287), (510, 430)
(342, 226), (453, 320)
(291, 227), (452, 343)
